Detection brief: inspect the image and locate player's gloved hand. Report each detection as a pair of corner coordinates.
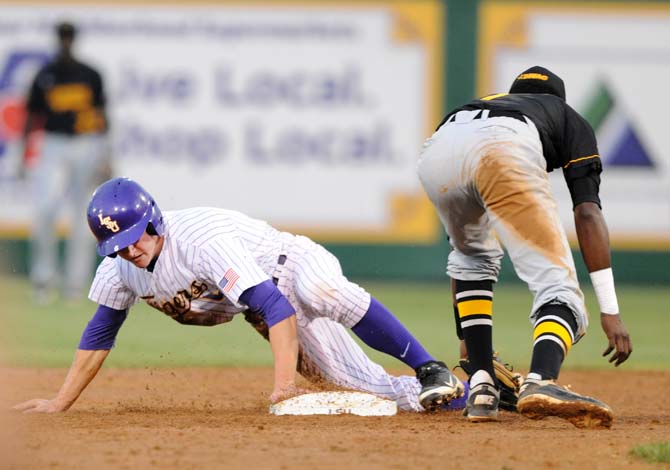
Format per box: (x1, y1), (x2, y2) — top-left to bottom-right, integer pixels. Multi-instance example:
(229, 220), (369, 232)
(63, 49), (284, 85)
(13, 398), (66, 413)
(600, 313), (632, 366)
(458, 352), (522, 412)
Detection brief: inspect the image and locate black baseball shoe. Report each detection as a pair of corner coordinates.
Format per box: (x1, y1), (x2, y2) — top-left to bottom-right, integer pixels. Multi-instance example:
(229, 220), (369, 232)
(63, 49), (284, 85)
(518, 378), (614, 429)
(464, 370), (500, 422)
(415, 361), (464, 410)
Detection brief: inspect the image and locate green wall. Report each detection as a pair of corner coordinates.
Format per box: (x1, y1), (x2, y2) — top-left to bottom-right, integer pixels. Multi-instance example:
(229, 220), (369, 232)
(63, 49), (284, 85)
(1, 238), (668, 285)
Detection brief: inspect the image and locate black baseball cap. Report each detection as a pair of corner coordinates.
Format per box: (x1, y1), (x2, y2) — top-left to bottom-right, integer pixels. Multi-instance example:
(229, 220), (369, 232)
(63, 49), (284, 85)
(509, 66), (566, 101)
(56, 21), (76, 39)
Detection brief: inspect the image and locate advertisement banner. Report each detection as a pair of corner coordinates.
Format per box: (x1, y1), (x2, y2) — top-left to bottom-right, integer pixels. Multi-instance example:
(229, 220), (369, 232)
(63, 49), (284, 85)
(0, 1), (443, 243)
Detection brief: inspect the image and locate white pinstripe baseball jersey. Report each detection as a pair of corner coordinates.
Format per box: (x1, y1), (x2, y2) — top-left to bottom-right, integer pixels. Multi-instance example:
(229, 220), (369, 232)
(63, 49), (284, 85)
(90, 208), (288, 325)
(88, 207), (424, 411)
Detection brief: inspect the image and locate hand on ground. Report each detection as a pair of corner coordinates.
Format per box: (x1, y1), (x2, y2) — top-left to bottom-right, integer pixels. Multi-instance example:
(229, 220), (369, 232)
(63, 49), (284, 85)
(13, 398), (64, 413)
(269, 384), (310, 404)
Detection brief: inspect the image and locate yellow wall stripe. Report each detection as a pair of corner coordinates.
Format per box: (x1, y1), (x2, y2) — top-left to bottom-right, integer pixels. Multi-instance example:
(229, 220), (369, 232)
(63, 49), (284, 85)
(457, 299), (493, 318)
(533, 322), (573, 352)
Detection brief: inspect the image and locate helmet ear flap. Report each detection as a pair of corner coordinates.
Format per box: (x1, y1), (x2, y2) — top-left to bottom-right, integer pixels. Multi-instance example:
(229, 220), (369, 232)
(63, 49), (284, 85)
(146, 222), (158, 236)
(148, 200), (164, 236)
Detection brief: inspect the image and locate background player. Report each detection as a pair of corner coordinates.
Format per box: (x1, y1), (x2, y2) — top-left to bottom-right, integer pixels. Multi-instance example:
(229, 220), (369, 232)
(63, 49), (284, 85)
(22, 21), (109, 302)
(14, 177), (464, 414)
(417, 66), (632, 427)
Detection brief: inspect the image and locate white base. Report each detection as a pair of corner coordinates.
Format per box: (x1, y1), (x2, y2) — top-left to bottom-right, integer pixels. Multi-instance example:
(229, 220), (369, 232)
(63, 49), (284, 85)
(269, 391), (398, 416)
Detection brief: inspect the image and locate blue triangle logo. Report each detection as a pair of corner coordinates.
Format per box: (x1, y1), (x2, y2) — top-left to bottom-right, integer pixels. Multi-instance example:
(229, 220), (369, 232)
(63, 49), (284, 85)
(606, 125), (654, 167)
(582, 81), (654, 168)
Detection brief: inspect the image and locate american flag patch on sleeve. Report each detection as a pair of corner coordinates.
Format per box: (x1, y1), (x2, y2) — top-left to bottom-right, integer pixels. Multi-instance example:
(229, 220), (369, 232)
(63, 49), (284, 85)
(219, 268), (240, 293)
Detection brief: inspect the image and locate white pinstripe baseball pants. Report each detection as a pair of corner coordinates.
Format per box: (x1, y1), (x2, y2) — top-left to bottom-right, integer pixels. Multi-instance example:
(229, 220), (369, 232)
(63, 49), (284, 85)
(274, 235), (423, 412)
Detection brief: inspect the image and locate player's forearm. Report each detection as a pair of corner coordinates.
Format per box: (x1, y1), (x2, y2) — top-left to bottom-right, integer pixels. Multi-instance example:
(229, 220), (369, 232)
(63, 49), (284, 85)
(574, 202), (621, 315)
(53, 349), (110, 411)
(574, 202), (611, 272)
(268, 315), (299, 391)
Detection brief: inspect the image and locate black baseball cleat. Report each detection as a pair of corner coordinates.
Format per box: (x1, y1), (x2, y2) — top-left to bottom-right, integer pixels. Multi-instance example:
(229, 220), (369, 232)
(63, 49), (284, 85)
(415, 361), (464, 410)
(517, 378), (614, 429)
(464, 371), (500, 422)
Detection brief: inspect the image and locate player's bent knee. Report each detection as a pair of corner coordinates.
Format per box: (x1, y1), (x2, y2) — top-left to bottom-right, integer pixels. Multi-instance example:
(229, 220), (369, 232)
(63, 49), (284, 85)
(533, 303), (579, 356)
(447, 255), (502, 281)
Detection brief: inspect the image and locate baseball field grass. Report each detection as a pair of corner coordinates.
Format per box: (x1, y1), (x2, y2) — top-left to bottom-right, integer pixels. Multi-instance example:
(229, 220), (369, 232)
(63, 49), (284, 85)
(0, 274), (667, 371)
(2, 274), (669, 470)
(630, 442), (670, 464)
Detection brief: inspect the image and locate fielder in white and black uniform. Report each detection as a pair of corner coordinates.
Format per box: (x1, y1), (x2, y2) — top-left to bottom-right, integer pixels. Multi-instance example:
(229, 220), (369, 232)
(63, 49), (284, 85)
(417, 66), (632, 427)
(14, 177), (465, 414)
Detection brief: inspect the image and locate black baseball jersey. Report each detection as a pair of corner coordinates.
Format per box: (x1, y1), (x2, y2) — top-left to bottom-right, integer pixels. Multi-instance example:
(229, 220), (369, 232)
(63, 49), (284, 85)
(439, 93), (602, 208)
(26, 58), (106, 135)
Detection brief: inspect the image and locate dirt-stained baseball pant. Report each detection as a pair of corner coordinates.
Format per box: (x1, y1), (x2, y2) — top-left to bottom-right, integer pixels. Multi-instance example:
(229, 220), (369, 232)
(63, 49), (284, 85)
(274, 235), (424, 412)
(417, 110), (588, 338)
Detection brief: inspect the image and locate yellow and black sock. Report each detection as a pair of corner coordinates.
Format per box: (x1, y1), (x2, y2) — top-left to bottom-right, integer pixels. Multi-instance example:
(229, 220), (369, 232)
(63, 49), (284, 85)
(455, 279), (495, 382)
(453, 304), (463, 340)
(529, 304), (578, 380)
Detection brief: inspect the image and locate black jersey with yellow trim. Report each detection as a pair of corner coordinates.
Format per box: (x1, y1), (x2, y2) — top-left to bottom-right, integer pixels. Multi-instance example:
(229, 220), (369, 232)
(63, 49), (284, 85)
(438, 92), (603, 208)
(26, 58), (106, 135)
(439, 93), (599, 173)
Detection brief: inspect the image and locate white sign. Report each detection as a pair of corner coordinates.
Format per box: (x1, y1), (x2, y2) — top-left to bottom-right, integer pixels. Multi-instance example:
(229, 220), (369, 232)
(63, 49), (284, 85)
(0, 3), (442, 242)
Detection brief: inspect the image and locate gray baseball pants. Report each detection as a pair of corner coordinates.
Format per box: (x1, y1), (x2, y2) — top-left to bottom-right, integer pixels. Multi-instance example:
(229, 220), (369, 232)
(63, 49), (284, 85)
(417, 110), (588, 337)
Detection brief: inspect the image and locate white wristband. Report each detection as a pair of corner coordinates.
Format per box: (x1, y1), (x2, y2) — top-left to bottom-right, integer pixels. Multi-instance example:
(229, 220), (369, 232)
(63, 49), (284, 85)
(589, 268), (619, 315)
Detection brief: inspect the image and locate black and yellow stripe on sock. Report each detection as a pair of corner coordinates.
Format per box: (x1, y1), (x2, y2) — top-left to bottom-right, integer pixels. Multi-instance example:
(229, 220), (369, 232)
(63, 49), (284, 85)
(454, 279), (495, 381)
(529, 304), (579, 380)
(455, 286), (493, 329)
(533, 315), (575, 356)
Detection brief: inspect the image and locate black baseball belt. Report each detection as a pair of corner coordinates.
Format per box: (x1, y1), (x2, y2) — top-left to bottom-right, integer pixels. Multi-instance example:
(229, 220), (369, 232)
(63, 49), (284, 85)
(445, 109), (527, 125)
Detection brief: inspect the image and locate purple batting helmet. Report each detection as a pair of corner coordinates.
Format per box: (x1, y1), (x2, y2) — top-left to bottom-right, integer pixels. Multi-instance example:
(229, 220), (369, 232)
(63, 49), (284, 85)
(87, 177), (164, 256)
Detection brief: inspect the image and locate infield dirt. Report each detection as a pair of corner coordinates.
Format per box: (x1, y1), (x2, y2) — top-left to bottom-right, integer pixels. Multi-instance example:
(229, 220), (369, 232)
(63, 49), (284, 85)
(1, 368), (668, 469)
